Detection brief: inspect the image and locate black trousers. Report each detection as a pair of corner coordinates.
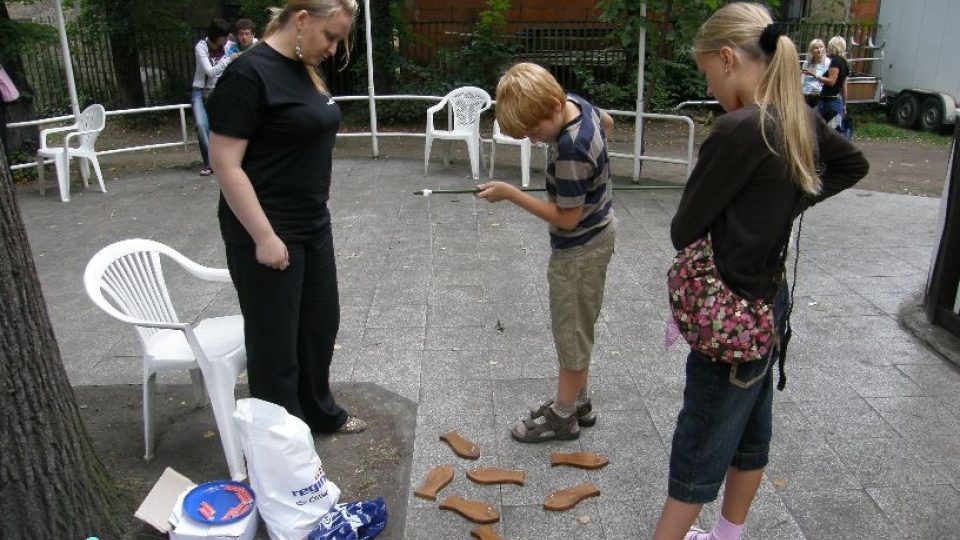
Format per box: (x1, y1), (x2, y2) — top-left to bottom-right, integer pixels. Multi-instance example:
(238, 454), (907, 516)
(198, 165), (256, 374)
(226, 226), (347, 432)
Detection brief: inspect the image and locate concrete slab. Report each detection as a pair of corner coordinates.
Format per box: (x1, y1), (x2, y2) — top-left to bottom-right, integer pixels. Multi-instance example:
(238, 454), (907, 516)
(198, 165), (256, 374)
(14, 152), (960, 538)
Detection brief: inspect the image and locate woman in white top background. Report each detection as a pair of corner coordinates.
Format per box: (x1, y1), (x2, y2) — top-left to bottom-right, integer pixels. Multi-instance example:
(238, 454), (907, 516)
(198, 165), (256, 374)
(192, 18), (238, 176)
(800, 38), (830, 108)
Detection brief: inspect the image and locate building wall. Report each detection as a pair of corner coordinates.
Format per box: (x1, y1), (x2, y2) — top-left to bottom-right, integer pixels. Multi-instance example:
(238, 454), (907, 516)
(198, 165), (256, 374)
(849, 0), (878, 23)
(807, 0), (850, 22)
(807, 0), (879, 22)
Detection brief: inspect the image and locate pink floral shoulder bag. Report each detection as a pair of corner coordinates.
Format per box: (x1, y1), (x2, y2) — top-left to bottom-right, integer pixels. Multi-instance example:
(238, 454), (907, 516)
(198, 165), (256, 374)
(667, 236), (781, 363)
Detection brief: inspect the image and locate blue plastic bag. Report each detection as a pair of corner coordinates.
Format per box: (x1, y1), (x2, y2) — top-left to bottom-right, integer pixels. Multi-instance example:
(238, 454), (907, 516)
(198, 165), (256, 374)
(308, 498), (388, 540)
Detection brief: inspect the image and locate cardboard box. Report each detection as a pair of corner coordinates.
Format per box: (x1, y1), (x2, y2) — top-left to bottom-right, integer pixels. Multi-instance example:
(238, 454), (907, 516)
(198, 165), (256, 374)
(135, 467), (258, 540)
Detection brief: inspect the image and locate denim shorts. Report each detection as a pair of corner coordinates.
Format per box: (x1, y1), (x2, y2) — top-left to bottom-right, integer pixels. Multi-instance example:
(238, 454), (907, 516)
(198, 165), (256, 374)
(668, 283), (789, 504)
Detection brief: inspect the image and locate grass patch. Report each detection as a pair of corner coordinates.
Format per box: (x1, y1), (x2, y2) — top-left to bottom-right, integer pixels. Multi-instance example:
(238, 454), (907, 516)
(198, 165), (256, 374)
(850, 104), (952, 144)
(855, 121), (952, 144)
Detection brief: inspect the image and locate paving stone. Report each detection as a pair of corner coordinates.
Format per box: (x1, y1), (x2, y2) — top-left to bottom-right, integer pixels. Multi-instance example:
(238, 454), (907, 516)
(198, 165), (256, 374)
(19, 159), (956, 538)
(867, 484), (960, 538)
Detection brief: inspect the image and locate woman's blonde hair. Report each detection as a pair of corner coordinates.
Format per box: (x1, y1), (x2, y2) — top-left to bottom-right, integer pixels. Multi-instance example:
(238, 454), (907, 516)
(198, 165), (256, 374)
(495, 63), (566, 139)
(693, 2), (820, 195)
(826, 36), (846, 57)
(263, 0), (358, 94)
(807, 38), (824, 56)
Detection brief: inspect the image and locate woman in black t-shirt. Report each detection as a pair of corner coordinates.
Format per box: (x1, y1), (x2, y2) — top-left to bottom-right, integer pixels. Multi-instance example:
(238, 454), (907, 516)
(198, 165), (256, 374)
(207, 0), (366, 435)
(817, 36), (850, 131)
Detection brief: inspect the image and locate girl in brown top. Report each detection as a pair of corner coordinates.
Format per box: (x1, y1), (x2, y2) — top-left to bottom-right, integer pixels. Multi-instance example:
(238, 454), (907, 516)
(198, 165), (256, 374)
(653, 4), (868, 540)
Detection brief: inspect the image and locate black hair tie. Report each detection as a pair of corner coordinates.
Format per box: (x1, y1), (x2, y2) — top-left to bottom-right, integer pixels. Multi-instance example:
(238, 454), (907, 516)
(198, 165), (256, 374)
(759, 23), (784, 55)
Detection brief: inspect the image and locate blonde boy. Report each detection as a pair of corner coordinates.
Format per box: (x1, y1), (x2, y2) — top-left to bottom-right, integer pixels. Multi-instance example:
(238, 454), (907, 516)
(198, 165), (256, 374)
(477, 62), (616, 442)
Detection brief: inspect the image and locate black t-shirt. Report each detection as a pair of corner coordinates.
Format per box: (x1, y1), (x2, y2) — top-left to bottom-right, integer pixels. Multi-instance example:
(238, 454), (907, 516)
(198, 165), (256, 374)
(820, 55), (849, 98)
(207, 43), (341, 244)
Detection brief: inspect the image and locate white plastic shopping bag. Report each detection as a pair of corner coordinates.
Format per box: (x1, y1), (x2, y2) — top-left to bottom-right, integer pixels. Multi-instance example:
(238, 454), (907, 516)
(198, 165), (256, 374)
(233, 398), (340, 540)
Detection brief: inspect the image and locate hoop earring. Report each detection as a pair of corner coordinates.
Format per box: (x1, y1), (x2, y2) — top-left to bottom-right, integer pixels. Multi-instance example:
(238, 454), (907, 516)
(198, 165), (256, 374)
(295, 34), (303, 60)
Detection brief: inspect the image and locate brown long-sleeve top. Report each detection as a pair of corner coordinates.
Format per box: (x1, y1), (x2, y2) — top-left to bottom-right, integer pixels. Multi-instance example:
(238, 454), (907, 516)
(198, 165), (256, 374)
(671, 105), (870, 301)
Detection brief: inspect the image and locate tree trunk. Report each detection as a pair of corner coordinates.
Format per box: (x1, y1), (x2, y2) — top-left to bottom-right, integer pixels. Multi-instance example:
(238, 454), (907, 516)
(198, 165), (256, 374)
(370, 0), (396, 93)
(0, 142), (123, 536)
(105, 1), (145, 109)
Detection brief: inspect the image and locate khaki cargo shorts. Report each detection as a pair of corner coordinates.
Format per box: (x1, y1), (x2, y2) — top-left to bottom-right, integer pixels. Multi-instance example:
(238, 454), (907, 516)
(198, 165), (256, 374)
(548, 230), (615, 371)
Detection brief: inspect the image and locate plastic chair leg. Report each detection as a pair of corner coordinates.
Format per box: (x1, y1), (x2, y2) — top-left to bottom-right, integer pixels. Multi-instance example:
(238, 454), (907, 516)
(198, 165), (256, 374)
(467, 138), (480, 180)
(143, 370), (157, 461)
(520, 142), (531, 187)
(204, 367), (246, 480)
(79, 158), (90, 188)
(37, 156), (45, 195)
(489, 142), (496, 178)
(55, 153), (70, 202)
(89, 156), (107, 193)
(424, 136), (433, 176)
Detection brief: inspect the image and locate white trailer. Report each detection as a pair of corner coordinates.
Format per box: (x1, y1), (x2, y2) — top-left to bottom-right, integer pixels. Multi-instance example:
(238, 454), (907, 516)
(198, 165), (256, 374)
(877, 0), (960, 132)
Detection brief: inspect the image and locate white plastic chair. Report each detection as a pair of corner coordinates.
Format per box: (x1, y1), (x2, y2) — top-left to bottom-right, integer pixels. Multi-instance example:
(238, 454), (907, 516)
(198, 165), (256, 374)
(425, 86), (492, 180)
(37, 103), (107, 202)
(83, 239), (247, 481)
(489, 120), (549, 187)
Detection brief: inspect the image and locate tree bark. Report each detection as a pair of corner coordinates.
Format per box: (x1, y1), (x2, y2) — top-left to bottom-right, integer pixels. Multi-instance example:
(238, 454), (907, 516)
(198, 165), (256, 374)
(0, 139), (123, 536)
(370, 0), (396, 93)
(106, 1), (145, 109)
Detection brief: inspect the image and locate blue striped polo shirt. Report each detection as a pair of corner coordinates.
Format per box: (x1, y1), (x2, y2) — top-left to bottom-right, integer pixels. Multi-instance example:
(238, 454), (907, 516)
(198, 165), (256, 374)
(545, 94), (615, 252)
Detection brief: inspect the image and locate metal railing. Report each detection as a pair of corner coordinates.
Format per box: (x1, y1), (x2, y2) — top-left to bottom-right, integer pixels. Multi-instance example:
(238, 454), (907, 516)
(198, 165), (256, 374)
(7, 104), (193, 171)
(8, 97), (697, 181)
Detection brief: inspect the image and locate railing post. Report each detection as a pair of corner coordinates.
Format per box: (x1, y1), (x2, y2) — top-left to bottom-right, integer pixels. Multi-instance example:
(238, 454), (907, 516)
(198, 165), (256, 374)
(179, 106), (188, 158)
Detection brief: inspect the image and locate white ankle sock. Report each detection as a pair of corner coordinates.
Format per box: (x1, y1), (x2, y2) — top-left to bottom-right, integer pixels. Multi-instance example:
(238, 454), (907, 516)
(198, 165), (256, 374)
(550, 399), (576, 418)
(688, 515), (743, 540)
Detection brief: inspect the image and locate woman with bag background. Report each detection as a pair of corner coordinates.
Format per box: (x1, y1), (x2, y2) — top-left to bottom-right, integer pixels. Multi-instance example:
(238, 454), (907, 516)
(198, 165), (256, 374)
(653, 3), (869, 539)
(0, 62), (21, 155)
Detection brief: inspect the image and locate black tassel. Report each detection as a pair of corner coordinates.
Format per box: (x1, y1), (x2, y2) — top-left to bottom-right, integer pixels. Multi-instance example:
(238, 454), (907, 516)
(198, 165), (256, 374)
(777, 324), (792, 391)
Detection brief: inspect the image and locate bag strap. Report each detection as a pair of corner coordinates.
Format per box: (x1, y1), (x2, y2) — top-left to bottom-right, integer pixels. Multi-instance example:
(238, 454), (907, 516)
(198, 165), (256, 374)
(776, 211), (804, 391)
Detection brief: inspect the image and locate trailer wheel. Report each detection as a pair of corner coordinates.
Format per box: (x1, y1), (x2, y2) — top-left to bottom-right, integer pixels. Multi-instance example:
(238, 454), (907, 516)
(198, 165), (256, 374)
(893, 92), (920, 128)
(919, 97), (945, 132)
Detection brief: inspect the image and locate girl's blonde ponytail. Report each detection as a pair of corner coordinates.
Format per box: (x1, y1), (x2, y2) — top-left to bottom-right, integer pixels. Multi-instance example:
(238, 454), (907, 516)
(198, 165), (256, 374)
(758, 33), (820, 194)
(693, 2), (820, 195)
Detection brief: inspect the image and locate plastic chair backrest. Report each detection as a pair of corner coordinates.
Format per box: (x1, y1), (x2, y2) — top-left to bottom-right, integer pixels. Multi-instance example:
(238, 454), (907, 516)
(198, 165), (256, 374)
(84, 239), (182, 348)
(77, 104), (106, 150)
(445, 86), (492, 132)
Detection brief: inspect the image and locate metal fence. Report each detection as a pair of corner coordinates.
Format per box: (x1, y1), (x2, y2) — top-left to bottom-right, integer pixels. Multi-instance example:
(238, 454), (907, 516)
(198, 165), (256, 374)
(402, 21), (624, 92)
(18, 18), (877, 115)
(20, 25), (202, 115)
(781, 21), (879, 72)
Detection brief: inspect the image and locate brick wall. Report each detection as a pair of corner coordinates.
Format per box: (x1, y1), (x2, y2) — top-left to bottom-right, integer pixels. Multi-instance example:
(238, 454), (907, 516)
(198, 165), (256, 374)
(849, 0), (878, 23)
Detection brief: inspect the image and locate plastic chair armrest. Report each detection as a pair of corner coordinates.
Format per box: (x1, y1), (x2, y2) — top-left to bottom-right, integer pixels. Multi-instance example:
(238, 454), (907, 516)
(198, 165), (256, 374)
(64, 128), (102, 148)
(38, 125), (77, 149)
(188, 266), (232, 283)
(426, 101), (446, 115)
(174, 257), (233, 283)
